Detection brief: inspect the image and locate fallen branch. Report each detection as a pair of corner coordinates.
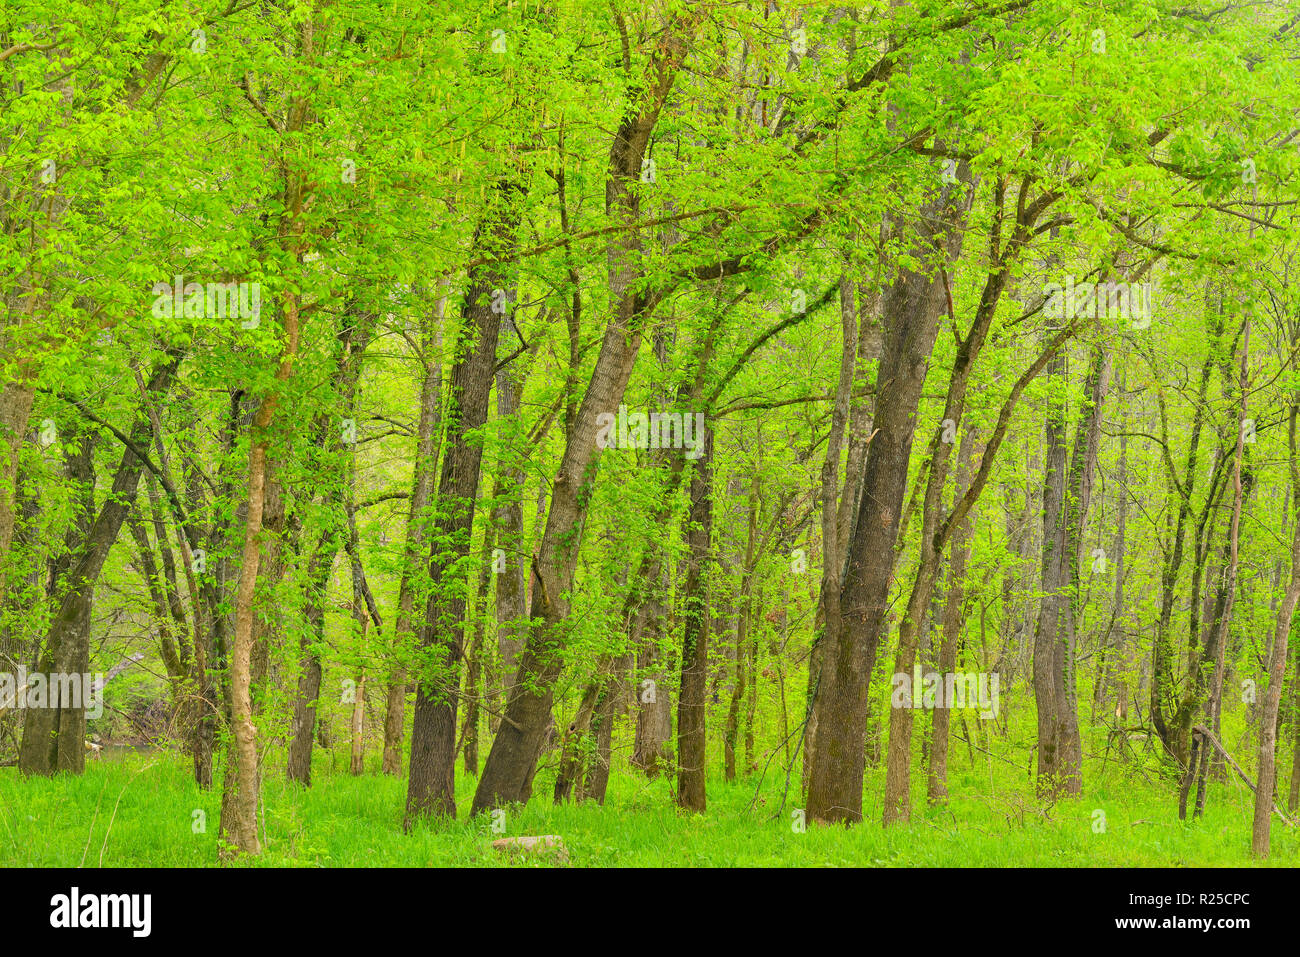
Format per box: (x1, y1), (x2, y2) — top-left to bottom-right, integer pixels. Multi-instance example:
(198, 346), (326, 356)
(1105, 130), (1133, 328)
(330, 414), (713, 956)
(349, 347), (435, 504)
(1192, 725), (1294, 826)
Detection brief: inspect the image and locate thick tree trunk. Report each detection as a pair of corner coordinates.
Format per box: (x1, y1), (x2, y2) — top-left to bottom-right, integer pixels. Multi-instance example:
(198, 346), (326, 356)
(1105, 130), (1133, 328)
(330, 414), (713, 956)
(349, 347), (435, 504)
(805, 176), (971, 824)
(631, 582), (674, 775)
(805, 276), (860, 794)
(405, 191), (515, 825)
(19, 428), (95, 774)
(1034, 346), (1109, 799)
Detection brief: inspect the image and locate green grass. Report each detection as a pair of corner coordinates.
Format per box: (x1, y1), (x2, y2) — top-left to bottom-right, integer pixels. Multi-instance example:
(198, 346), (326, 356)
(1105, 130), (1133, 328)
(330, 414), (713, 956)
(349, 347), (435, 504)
(2, 736), (1296, 866)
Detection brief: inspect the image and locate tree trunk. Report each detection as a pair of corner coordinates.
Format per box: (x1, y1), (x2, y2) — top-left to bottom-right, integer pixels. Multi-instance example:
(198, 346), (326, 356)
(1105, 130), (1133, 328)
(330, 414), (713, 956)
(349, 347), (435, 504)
(928, 429), (979, 804)
(20, 354), (180, 775)
(493, 313), (530, 712)
(19, 427), (95, 774)
(677, 429), (714, 812)
(631, 581), (674, 775)
(805, 275), (860, 795)
(349, 673), (366, 775)
(384, 287), (446, 776)
(1034, 346), (1109, 798)
(805, 173), (971, 824)
(406, 189), (516, 825)
(471, 20), (698, 813)
(461, 529), (495, 776)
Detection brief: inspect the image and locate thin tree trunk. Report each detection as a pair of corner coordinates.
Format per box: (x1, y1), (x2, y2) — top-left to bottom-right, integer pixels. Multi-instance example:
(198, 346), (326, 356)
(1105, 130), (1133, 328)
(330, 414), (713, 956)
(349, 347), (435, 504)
(928, 428), (979, 804)
(677, 429), (714, 812)
(349, 673), (366, 775)
(461, 529), (495, 776)
(20, 355), (180, 775)
(287, 541), (335, 786)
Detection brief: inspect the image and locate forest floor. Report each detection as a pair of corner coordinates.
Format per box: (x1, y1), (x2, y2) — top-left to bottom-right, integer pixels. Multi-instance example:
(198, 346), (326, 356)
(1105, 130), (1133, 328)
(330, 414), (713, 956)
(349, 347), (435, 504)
(2, 735), (1294, 866)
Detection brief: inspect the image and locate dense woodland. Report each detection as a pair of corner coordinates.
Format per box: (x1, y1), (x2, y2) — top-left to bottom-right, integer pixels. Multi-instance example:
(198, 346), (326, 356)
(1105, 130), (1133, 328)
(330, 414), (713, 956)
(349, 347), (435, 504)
(3, 0), (1300, 866)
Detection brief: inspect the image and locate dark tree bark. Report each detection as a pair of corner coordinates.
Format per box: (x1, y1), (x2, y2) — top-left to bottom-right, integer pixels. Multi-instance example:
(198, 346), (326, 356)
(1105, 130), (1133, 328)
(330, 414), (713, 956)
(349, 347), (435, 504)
(460, 528), (496, 776)
(805, 174), (971, 824)
(20, 353), (180, 776)
(405, 185), (517, 825)
(287, 540), (336, 786)
(677, 429), (714, 812)
(804, 275), (860, 794)
(384, 288), (445, 776)
(471, 17), (699, 813)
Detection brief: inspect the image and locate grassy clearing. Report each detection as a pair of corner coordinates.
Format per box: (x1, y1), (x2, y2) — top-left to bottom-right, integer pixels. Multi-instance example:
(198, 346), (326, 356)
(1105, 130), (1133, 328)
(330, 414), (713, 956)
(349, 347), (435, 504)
(2, 731), (1294, 866)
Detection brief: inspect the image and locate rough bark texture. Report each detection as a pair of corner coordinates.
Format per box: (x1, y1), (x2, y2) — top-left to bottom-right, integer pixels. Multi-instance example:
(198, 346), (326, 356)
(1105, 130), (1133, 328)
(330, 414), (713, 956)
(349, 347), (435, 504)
(18, 428), (95, 774)
(471, 18), (697, 814)
(1034, 346), (1109, 798)
(460, 530), (496, 775)
(384, 289), (445, 776)
(805, 176), (971, 824)
(493, 313), (530, 709)
(405, 193), (514, 825)
(631, 575), (674, 774)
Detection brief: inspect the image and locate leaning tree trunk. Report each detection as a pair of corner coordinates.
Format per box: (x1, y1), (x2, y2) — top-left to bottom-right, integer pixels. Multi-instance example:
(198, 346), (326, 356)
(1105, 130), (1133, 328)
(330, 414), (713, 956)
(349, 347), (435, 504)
(805, 170), (971, 824)
(20, 353), (180, 775)
(471, 19), (698, 814)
